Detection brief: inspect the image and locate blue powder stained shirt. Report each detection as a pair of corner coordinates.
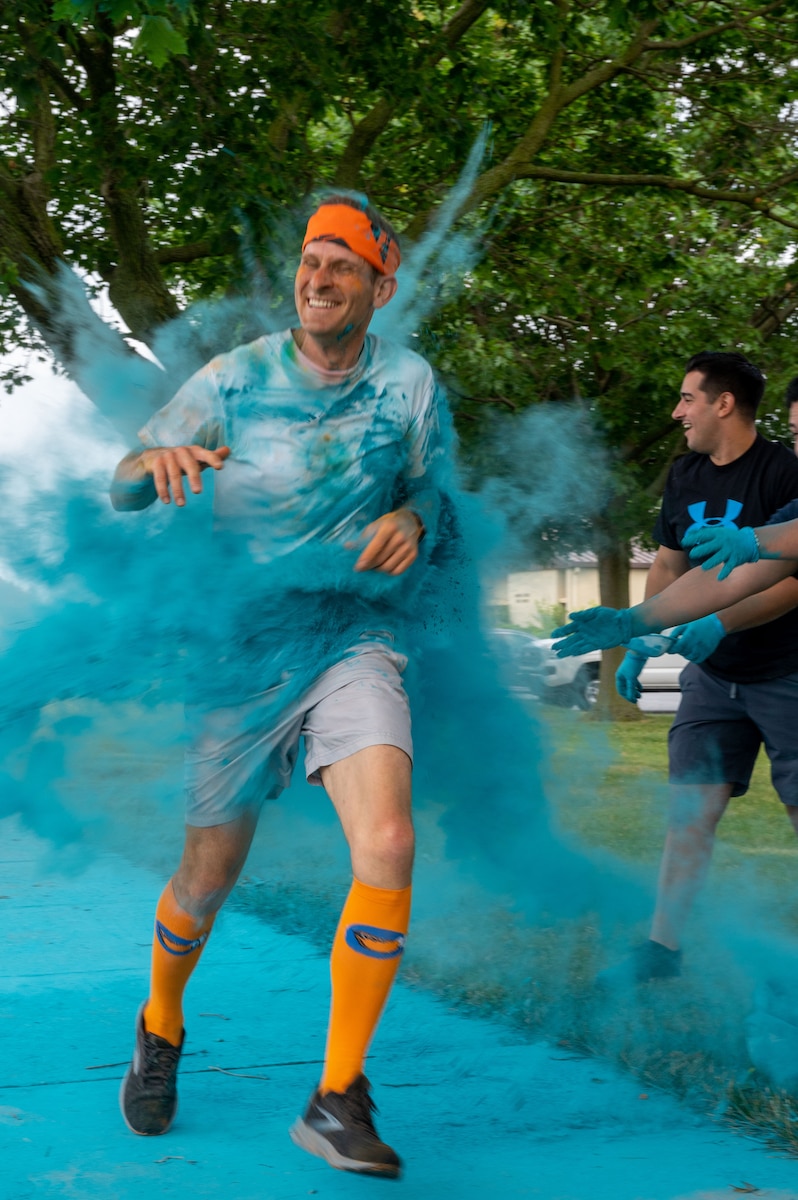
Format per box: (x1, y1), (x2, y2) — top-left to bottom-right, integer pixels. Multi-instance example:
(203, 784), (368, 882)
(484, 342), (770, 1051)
(137, 330), (452, 700)
(139, 330), (443, 557)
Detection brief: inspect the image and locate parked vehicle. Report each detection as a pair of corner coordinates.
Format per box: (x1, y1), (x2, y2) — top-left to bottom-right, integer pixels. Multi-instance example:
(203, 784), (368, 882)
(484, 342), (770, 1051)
(489, 628), (686, 709)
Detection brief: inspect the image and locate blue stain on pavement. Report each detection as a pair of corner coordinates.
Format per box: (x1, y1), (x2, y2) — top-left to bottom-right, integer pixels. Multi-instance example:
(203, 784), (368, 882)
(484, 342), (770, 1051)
(3, 815), (798, 1200)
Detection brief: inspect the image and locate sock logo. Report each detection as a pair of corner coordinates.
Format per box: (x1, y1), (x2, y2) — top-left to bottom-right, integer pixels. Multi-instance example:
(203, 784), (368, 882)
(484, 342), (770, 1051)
(345, 923), (406, 960)
(156, 919), (209, 957)
(685, 499), (743, 534)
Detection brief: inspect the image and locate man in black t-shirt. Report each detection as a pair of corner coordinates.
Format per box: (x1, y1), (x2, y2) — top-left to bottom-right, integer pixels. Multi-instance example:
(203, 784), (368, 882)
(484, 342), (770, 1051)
(614, 351), (798, 984)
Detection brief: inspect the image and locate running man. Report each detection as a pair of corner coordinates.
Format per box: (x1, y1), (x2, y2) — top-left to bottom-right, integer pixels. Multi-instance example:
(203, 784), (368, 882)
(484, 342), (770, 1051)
(111, 195), (451, 1178)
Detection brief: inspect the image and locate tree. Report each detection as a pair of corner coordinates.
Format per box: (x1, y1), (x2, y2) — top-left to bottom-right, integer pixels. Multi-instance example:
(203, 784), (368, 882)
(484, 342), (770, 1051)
(3, 0), (797, 384)
(3, 0), (798, 713)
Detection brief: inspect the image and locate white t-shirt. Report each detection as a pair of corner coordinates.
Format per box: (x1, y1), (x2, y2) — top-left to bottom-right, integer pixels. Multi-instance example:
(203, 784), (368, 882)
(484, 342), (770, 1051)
(138, 330), (444, 563)
(137, 330), (451, 700)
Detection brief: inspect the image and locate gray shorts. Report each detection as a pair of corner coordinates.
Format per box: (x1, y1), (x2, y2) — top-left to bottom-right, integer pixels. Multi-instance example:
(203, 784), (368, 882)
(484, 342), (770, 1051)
(668, 662), (798, 805)
(183, 644), (412, 827)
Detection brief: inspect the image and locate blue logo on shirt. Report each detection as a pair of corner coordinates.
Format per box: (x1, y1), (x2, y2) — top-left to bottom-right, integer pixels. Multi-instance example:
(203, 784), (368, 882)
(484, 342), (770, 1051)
(685, 499), (743, 534)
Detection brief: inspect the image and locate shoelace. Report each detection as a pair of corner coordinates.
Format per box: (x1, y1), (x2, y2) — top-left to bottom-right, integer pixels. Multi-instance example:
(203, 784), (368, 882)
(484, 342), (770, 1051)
(341, 1084), (380, 1134)
(141, 1035), (180, 1088)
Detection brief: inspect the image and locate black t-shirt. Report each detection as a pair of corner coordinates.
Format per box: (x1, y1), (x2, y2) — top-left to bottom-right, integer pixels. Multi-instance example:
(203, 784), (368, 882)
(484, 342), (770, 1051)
(653, 434), (798, 682)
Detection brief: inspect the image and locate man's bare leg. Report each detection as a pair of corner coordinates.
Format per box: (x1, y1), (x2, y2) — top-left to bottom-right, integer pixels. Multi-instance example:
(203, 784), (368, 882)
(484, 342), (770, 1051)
(173, 811), (260, 917)
(321, 743), (414, 888)
(649, 782), (733, 951)
(121, 812), (258, 1135)
(290, 745), (413, 1177)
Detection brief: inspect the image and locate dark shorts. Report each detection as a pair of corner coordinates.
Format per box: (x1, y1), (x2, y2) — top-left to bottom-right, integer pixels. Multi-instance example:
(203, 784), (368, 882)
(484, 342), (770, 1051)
(668, 663), (798, 806)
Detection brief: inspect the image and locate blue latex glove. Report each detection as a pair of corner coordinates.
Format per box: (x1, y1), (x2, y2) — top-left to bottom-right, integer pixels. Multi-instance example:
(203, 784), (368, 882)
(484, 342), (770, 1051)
(682, 525), (760, 580)
(626, 633), (675, 658)
(552, 606), (636, 656)
(668, 613), (726, 663)
(616, 651), (647, 703)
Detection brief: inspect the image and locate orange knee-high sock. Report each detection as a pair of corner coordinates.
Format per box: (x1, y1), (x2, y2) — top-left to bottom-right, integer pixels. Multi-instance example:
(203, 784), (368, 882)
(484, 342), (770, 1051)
(321, 878), (412, 1095)
(143, 882), (215, 1047)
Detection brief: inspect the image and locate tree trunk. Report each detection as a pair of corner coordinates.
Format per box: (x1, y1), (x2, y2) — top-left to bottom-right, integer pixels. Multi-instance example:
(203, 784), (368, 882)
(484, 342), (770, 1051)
(591, 540), (642, 722)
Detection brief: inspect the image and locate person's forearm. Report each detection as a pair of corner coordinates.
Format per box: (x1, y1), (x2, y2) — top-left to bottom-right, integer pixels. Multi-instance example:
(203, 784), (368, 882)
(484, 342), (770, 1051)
(752, 518), (798, 560)
(644, 553), (688, 601)
(633, 559), (797, 633)
(715, 577), (798, 633)
(110, 450), (157, 512)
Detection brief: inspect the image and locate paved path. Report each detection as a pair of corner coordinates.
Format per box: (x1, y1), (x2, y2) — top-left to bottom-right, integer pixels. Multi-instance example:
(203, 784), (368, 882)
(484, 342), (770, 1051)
(2, 817), (796, 1200)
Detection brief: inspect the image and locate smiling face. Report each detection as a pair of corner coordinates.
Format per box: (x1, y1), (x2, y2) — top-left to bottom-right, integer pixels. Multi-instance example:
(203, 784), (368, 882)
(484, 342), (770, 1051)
(294, 240), (396, 353)
(672, 369), (727, 454)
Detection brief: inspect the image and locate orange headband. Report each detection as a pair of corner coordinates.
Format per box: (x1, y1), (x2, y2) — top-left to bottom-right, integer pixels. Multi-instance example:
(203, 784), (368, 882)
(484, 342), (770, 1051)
(302, 204), (401, 276)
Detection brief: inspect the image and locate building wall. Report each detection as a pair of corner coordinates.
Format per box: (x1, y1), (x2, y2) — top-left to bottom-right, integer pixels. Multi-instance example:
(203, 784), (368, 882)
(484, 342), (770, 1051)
(504, 567), (650, 627)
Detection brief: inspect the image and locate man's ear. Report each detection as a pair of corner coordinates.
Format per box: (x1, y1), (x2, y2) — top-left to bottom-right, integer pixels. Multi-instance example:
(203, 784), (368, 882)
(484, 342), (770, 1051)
(716, 390), (736, 417)
(373, 274), (398, 309)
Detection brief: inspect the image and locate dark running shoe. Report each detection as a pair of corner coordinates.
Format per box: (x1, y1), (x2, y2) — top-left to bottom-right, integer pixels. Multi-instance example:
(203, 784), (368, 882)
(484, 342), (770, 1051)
(289, 1074), (401, 1178)
(120, 1002), (183, 1135)
(596, 940), (683, 989)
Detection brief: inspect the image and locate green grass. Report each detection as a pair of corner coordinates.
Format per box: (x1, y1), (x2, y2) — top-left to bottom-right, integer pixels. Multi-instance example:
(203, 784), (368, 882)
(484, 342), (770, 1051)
(544, 709), (798, 898)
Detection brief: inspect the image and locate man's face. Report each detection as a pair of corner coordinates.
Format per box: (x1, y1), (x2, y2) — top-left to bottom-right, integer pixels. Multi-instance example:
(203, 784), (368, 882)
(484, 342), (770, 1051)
(789, 401), (798, 455)
(294, 240), (392, 344)
(672, 370), (723, 453)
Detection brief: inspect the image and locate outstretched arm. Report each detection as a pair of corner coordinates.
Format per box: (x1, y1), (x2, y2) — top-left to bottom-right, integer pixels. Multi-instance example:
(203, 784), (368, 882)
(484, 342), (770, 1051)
(553, 557), (797, 655)
(637, 556), (798, 630)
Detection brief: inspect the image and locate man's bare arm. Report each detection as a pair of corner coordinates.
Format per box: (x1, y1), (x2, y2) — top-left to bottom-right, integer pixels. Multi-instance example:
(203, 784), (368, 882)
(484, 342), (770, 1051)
(639, 558), (797, 631)
(715, 577), (798, 633)
(645, 545), (690, 600)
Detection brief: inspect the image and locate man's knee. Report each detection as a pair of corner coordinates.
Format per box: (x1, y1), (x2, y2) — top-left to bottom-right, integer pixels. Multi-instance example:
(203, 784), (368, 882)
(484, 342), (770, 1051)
(174, 820), (255, 916)
(173, 867), (237, 918)
(667, 784), (731, 835)
(359, 816), (415, 872)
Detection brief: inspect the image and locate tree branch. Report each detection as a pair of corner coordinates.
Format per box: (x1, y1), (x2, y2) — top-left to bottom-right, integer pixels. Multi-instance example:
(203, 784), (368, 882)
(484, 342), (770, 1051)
(153, 240), (217, 265)
(333, 0), (493, 187)
(508, 166), (798, 231)
(16, 18), (87, 111)
(641, 0), (787, 51)
(446, 18), (661, 223)
(57, 17), (179, 341)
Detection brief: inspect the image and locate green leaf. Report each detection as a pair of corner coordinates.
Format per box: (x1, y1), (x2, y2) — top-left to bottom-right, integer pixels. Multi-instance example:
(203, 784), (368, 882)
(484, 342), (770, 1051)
(101, 0), (143, 24)
(52, 0), (95, 20)
(132, 14), (188, 68)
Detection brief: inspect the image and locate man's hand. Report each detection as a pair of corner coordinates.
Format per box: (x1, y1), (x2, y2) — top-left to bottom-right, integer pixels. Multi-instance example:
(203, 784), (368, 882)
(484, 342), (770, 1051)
(353, 508), (424, 575)
(668, 614), (726, 663)
(615, 651), (647, 704)
(138, 445), (231, 506)
(682, 525), (760, 580)
(552, 606), (635, 656)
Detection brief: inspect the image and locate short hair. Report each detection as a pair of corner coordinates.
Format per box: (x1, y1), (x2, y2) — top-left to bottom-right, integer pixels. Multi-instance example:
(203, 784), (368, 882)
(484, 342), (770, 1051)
(684, 350), (765, 419)
(786, 376), (798, 408)
(311, 192), (401, 263)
